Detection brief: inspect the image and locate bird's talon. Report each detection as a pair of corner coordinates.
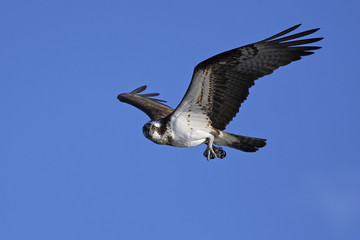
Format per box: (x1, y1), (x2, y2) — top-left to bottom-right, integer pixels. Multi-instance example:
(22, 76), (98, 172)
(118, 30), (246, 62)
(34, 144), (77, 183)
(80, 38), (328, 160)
(204, 148), (216, 160)
(217, 150), (226, 159)
(204, 146), (226, 160)
(213, 146), (226, 159)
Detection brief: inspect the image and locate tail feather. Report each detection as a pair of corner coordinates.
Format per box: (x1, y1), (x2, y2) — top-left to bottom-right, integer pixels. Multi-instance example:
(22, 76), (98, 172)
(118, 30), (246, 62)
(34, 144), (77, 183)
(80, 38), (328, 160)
(215, 131), (267, 152)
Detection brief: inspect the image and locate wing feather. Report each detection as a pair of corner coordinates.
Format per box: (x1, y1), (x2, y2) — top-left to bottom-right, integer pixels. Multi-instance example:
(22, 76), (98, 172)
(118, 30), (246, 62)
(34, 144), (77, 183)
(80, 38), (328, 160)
(117, 85), (174, 120)
(172, 24), (322, 130)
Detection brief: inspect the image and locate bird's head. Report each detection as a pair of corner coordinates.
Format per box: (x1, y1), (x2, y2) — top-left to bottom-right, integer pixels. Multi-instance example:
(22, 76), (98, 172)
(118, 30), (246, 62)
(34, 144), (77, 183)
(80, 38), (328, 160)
(142, 120), (168, 145)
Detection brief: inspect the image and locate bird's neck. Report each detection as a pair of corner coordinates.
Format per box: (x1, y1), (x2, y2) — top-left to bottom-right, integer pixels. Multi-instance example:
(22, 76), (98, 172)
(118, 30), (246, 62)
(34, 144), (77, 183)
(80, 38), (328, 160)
(158, 117), (174, 145)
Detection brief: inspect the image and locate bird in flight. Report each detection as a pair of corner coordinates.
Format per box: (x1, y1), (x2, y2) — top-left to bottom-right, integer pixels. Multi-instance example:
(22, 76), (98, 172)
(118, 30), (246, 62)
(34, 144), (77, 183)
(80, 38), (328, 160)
(117, 24), (322, 160)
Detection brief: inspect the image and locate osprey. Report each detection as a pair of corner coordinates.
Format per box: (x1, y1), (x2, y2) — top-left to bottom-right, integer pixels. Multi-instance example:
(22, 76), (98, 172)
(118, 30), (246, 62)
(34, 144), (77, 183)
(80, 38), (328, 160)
(117, 24), (322, 160)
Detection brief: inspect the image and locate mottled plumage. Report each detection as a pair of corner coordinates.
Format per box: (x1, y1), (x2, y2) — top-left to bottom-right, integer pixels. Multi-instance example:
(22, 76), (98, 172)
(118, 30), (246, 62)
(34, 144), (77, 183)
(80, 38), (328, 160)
(117, 24), (322, 160)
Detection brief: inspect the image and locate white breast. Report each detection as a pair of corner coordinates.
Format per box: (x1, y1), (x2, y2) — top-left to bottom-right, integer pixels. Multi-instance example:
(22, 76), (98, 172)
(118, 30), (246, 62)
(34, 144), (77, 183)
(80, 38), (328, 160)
(169, 113), (213, 148)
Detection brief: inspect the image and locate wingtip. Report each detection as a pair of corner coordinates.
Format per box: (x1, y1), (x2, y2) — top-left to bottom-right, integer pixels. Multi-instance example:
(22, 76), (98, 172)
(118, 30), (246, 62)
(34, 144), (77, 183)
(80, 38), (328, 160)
(260, 24), (303, 42)
(117, 93), (127, 102)
(305, 28), (321, 35)
(294, 24), (321, 33)
(293, 23), (302, 29)
(287, 24), (302, 32)
(130, 85), (147, 94)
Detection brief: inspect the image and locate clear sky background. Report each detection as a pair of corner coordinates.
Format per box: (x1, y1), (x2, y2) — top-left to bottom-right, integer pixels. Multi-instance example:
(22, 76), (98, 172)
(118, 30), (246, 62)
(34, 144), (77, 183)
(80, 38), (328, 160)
(1, 0), (359, 239)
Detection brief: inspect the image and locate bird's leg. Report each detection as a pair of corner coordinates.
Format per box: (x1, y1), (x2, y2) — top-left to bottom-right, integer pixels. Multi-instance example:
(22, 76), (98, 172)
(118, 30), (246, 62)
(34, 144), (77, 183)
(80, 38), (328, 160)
(213, 146), (227, 159)
(203, 136), (217, 161)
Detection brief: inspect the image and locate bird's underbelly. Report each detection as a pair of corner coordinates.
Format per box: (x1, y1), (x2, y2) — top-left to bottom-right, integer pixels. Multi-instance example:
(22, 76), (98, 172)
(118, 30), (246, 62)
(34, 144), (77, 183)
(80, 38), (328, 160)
(169, 114), (212, 148)
(171, 132), (207, 147)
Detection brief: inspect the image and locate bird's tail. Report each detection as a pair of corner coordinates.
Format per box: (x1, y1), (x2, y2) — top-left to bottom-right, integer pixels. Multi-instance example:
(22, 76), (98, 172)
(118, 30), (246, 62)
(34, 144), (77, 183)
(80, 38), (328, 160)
(214, 131), (267, 152)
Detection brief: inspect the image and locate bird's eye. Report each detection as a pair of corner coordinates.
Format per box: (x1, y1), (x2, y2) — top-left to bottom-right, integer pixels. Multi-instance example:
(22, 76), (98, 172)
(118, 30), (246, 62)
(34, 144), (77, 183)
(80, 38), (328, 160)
(151, 126), (156, 131)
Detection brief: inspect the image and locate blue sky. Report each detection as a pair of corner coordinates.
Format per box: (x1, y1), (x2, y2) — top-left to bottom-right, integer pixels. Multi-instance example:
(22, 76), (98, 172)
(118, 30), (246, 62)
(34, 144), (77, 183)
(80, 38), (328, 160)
(1, 0), (359, 239)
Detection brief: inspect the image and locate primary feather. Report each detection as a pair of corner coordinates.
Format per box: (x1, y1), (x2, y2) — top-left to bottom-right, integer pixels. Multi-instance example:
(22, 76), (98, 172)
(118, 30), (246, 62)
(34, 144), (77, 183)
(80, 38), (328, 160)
(174, 24), (322, 130)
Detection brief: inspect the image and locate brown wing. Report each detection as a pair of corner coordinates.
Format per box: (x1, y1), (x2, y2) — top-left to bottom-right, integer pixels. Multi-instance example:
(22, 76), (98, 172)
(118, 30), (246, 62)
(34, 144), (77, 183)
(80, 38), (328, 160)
(173, 24), (323, 130)
(117, 85), (174, 120)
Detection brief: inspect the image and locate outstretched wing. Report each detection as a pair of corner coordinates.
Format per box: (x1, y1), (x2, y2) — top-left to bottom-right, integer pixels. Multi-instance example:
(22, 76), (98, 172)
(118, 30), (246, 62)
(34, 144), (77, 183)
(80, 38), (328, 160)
(117, 85), (174, 120)
(172, 24), (323, 130)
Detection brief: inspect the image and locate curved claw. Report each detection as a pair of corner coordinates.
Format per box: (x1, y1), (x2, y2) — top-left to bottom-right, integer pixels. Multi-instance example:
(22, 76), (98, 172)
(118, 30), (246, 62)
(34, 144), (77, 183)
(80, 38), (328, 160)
(213, 146), (227, 159)
(217, 150), (226, 159)
(203, 148), (216, 161)
(203, 146), (227, 160)
(203, 150), (208, 158)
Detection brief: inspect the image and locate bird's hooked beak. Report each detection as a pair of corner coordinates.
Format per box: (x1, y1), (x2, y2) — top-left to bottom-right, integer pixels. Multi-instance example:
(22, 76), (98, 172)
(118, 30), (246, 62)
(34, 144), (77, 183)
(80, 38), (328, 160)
(142, 123), (150, 137)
